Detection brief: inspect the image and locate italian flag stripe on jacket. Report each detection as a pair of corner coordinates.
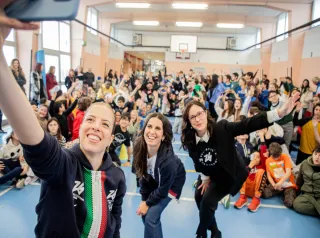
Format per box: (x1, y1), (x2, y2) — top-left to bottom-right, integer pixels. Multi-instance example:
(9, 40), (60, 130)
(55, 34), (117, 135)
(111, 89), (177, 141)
(81, 168), (107, 238)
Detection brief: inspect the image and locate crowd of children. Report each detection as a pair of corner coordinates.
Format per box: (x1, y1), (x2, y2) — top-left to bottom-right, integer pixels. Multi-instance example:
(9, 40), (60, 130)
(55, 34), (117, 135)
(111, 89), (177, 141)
(1, 64), (320, 237)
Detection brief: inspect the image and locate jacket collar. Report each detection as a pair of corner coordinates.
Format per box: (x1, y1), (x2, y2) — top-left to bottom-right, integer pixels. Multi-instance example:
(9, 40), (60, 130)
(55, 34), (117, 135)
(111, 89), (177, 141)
(69, 143), (114, 171)
(154, 143), (174, 167)
(195, 130), (210, 144)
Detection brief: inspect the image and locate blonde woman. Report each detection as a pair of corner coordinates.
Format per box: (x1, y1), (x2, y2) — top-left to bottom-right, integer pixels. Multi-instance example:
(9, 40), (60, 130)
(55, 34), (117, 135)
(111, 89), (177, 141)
(10, 58), (26, 94)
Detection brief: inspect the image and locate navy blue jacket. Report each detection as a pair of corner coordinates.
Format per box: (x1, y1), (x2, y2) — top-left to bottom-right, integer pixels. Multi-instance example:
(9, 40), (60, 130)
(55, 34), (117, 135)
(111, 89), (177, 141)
(22, 133), (126, 238)
(235, 141), (254, 166)
(140, 144), (186, 206)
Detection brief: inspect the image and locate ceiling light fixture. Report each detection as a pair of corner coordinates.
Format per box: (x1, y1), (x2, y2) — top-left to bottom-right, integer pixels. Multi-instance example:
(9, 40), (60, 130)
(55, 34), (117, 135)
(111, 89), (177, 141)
(176, 22), (203, 27)
(216, 23), (244, 29)
(116, 3), (151, 8)
(172, 3), (208, 10)
(133, 21), (160, 26)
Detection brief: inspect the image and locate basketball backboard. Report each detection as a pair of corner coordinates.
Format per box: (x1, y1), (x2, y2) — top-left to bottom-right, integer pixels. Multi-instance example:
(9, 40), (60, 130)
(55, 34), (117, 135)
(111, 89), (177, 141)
(170, 35), (197, 53)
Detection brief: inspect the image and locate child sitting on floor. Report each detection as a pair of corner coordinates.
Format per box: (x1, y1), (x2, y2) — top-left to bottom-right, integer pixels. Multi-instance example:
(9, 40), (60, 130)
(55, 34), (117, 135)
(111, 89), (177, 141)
(262, 142), (297, 208)
(234, 130), (268, 212)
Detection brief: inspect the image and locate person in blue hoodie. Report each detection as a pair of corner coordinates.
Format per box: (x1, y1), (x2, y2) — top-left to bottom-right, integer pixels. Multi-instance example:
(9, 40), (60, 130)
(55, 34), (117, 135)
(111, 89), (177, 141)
(133, 113), (186, 238)
(0, 10), (126, 237)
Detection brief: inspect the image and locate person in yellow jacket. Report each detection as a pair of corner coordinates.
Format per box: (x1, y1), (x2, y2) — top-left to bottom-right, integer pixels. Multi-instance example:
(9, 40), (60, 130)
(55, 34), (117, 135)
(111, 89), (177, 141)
(97, 80), (115, 100)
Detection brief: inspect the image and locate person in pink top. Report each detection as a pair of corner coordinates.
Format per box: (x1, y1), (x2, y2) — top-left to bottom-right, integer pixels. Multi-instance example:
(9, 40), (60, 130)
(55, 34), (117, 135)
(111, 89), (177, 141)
(46, 66), (58, 100)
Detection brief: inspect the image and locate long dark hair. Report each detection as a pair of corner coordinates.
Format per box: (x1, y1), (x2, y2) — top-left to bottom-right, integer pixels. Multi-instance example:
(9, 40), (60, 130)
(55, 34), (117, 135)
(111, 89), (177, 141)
(301, 79), (310, 94)
(133, 113), (173, 178)
(47, 117), (63, 141)
(222, 100), (234, 118)
(209, 74), (219, 90)
(181, 100), (215, 151)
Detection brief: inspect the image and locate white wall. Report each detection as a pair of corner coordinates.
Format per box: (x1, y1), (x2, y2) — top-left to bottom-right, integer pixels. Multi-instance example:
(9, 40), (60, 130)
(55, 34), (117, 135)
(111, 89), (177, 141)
(302, 26), (320, 58)
(109, 29), (260, 65)
(271, 38), (289, 62)
(113, 29), (256, 50)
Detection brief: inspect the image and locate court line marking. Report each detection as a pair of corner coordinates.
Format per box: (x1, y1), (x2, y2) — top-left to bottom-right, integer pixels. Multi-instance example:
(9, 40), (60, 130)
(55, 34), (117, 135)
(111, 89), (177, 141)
(1, 185), (287, 209)
(0, 186), (14, 197)
(125, 192), (287, 209)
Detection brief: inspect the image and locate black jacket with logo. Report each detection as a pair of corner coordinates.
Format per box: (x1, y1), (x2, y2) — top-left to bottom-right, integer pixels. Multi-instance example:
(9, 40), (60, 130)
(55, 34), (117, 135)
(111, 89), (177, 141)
(22, 133), (126, 238)
(187, 112), (272, 196)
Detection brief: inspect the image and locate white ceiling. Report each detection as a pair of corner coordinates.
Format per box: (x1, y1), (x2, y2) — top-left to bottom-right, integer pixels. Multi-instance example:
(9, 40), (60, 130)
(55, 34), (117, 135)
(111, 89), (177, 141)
(95, 4), (283, 17)
(113, 22), (258, 34)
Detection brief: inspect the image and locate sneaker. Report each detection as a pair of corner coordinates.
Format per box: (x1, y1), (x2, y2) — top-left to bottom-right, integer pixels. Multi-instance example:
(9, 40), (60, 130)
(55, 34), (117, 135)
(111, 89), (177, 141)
(221, 194), (231, 209)
(16, 179), (25, 189)
(234, 194), (248, 209)
(248, 197), (261, 212)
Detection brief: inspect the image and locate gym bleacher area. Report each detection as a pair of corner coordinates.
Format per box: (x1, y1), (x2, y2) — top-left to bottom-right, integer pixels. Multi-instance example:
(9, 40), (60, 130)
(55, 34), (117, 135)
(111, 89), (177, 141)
(0, 119), (319, 238)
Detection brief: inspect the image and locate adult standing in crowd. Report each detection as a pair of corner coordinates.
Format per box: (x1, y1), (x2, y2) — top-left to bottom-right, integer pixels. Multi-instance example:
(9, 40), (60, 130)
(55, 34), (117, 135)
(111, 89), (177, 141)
(30, 63), (47, 104)
(181, 93), (300, 238)
(65, 69), (76, 90)
(46, 66), (58, 100)
(10, 58), (26, 94)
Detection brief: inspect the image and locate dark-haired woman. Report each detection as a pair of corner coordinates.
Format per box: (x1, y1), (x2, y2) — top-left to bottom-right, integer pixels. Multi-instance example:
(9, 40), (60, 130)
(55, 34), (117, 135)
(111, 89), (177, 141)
(300, 79), (313, 117)
(134, 113), (186, 238)
(181, 93), (300, 238)
(207, 74), (225, 119)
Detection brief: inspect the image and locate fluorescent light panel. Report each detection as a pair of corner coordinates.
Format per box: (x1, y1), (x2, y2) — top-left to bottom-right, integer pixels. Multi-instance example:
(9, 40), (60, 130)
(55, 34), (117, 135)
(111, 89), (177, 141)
(172, 3), (208, 10)
(116, 3), (150, 8)
(133, 21), (159, 26)
(176, 22), (203, 27)
(217, 23), (244, 29)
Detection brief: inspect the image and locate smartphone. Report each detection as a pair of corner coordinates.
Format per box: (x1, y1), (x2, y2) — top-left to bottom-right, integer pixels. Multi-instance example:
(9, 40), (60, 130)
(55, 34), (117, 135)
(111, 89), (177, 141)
(5, 0), (80, 22)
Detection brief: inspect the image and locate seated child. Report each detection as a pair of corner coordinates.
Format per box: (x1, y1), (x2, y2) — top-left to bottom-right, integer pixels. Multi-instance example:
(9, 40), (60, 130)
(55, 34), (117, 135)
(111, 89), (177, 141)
(293, 147), (320, 216)
(109, 112), (132, 166)
(262, 142), (297, 208)
(0, 131), (28, 188)
(234, 130), (268, 212)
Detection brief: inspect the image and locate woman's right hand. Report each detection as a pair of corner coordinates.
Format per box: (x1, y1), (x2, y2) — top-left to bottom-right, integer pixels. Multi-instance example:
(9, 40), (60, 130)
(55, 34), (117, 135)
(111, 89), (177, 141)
(0, 1), (38, 47)
(198, 178), (211, 195)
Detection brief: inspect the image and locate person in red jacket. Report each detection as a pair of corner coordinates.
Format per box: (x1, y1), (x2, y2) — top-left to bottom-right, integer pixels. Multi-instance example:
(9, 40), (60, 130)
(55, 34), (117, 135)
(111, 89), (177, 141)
(72, 97), (92, 140)
(46, 66), (58, 100)
(234, 129), (268, 212)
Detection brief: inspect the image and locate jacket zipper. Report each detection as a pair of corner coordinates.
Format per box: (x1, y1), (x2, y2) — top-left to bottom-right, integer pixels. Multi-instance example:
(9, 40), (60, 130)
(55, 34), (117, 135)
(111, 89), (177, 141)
(93, 171), (102, 237)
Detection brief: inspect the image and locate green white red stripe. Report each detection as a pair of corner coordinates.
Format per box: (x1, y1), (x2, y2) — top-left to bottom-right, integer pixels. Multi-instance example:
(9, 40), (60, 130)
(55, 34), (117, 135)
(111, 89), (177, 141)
(81, 168), (107, 238)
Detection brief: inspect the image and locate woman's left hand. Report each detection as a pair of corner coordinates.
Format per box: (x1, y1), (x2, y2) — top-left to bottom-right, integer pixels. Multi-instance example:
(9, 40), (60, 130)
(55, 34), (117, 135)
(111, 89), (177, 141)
(136, 201), (149, 216)
(277, 92), (300, 118)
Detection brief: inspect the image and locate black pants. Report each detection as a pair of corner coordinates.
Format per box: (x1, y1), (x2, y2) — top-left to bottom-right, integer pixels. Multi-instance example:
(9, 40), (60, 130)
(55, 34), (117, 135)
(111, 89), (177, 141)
(296, 149), (311, 165)
(194, 175), (227, 236)
(109, 150), (121, 166)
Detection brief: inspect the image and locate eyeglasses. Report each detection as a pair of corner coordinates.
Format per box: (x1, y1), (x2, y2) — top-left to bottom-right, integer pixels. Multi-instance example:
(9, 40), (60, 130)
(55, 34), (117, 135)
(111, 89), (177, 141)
(189, 111), (205, 122)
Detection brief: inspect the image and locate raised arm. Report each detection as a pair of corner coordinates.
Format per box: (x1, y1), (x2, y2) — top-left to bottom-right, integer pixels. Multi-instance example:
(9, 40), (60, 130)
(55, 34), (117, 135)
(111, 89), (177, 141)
(0, 47), (43, 146)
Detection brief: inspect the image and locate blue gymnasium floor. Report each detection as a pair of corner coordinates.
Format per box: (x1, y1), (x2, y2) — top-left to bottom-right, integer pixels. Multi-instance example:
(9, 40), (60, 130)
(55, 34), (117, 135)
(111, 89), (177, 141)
(0, 123), (320, 238)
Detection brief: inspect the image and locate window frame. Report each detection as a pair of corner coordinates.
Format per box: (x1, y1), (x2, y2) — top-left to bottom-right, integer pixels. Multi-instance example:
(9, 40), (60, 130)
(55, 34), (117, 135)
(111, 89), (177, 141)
(276, 12), (289, 42)
(312, 0), (320, 27)
(41, 21), (71, 87)
(4, 29), (17, 65)
(87, 7), (98, 35)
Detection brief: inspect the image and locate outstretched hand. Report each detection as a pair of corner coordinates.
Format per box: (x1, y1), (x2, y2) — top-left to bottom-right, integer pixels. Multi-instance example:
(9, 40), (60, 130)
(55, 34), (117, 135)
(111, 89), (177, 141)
(278, 92), (300, 118)
(0, 1), (38, 47)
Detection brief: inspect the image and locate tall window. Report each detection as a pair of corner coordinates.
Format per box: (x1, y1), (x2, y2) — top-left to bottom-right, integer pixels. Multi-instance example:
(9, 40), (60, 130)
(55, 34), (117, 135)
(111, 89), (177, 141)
(276, 13), (289, 42)
(42, 21), (71, 87)
(3, 29), (16, 65)
(87, 7), (98, 35)
(256, 30), (261, 49)
(312, 0), (320, 27)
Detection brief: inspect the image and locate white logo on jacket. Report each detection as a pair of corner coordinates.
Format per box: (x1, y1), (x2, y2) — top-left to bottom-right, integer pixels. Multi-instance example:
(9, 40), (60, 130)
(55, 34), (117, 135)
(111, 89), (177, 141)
(73, 181), (84, 206)
(199, 148), (218, 167)
(107, 189), (117, 211)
